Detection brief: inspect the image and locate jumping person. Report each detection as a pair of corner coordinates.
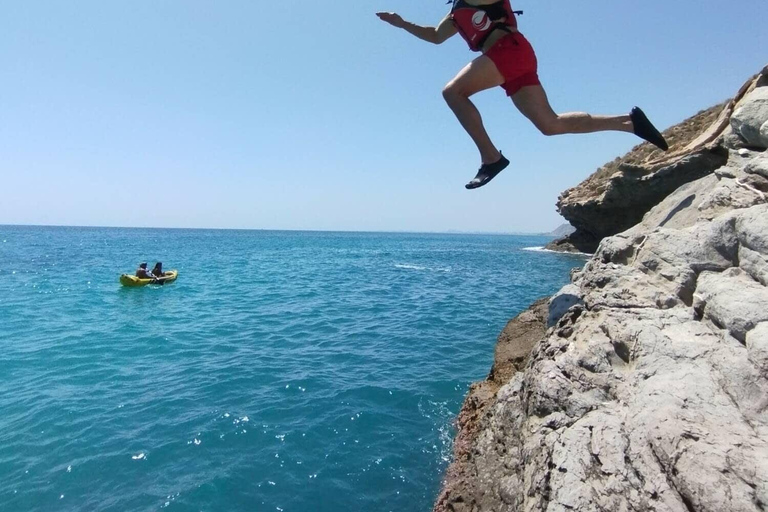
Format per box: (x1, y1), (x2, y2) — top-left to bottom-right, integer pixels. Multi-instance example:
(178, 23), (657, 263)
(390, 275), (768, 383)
(376, 1), (669, 190)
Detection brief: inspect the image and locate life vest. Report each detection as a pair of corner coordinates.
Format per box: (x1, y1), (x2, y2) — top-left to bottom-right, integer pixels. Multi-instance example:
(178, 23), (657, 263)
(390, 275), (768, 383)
(449, 0), (521, 52)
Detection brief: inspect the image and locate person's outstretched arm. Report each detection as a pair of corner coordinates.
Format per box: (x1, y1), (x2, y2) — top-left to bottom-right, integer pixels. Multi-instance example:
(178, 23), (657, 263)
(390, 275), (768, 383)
(376, 12), (457, 44)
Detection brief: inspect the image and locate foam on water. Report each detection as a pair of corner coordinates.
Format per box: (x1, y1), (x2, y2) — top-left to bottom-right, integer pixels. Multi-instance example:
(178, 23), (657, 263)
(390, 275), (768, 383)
(0, 227), (583, 511)
(522, 246), (592, 257)
(394, 263), (451, 272)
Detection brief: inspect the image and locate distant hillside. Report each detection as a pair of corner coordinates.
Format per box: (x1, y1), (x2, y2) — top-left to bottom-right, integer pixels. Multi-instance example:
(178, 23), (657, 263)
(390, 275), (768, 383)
(547, 223), (576, 237)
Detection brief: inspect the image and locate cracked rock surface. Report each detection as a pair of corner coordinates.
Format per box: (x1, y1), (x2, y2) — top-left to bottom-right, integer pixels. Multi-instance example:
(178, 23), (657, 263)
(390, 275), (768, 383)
(435, 66), (768, 512)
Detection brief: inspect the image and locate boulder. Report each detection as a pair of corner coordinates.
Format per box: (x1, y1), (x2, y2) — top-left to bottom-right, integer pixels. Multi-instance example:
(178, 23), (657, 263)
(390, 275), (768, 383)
(694, 267), (768, 342)
(547, 284), (583, 327)
(744, 152), (768, 179)
(747, 322), (768, 376)
(731, 86), (768, 149)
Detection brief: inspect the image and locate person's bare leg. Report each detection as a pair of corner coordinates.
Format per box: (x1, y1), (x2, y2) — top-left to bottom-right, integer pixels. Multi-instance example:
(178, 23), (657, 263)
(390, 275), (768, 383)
(512, 85), (633, 135)
(443, 56), (506, 164)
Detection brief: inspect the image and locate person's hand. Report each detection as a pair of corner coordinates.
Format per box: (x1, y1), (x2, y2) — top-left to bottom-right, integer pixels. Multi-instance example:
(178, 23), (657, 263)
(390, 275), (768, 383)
(376, 12), (405, 28)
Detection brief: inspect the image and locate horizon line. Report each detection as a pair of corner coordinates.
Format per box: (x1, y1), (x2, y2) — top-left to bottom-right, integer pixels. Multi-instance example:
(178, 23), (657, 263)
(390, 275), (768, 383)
(0, 222), (562, 237)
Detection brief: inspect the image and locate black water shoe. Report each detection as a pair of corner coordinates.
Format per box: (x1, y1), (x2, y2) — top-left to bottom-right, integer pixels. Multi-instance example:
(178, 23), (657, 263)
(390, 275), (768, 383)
(465, 153), (510, 190)
(630, 107), (669, 151)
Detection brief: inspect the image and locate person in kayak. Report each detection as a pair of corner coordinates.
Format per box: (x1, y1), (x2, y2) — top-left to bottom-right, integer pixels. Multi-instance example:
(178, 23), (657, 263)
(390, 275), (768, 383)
(135, 263), (155, 279)
(376, 1), (669, 190)
(151, 262), (164, 279)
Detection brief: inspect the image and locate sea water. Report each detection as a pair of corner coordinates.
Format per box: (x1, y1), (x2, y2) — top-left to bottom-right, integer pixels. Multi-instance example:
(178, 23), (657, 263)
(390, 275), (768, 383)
(0, 227), (584, 512)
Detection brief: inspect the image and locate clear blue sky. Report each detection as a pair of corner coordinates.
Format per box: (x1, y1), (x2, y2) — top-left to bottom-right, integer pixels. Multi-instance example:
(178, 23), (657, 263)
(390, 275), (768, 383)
(1, 1), (765, 232)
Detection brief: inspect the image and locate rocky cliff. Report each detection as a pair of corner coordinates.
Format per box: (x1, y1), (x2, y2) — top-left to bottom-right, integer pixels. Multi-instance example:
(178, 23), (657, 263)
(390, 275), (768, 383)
(546, 70), (768, 254)
(436, 66), (768, 512)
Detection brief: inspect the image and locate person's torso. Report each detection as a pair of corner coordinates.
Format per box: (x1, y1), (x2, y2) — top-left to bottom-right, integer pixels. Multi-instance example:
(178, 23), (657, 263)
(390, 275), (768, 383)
(450, 0), (518, 52)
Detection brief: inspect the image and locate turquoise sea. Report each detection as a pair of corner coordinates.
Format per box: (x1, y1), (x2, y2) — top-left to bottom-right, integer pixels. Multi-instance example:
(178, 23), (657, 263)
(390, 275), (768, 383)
(0, 226), (584, 512)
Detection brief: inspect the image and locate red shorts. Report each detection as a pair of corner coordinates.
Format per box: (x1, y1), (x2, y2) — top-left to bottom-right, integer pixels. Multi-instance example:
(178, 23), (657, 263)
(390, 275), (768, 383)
(485, 32), (540, 96)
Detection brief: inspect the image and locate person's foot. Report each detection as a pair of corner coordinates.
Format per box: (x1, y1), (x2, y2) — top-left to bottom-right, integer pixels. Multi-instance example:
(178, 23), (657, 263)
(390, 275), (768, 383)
(465, 153), (510, 190)
(630, 107), (669, 151)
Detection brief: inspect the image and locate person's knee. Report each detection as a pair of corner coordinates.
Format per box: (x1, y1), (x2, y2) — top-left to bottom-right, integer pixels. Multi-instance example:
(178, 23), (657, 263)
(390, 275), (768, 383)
(442, 82), (467, 104)
(538, 124), (559, 136)
(535, 117), (563, 136)
(442, 84), (458, 103)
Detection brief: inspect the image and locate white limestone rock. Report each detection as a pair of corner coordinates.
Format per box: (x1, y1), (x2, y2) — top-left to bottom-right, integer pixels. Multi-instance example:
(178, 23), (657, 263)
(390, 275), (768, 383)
(744, 152), (768, 179)
(731, 86), (768, 148)
(440, 176), (768, 512)
(747, 322), (768, 377)
(548, 284), (583, 327)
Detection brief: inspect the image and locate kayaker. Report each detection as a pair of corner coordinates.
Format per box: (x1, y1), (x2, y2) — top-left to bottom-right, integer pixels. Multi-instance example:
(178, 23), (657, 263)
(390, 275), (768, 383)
(376, 1), (669, 189)
(135, 263), (155, 279)
(151, 262), (164, 278)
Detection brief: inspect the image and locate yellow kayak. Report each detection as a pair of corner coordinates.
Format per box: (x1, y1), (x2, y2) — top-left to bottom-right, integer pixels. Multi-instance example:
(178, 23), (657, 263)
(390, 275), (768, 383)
(120, 270), (178, 287)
